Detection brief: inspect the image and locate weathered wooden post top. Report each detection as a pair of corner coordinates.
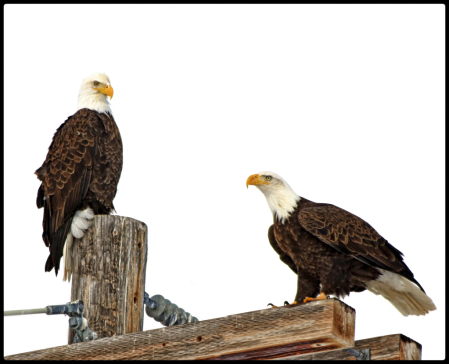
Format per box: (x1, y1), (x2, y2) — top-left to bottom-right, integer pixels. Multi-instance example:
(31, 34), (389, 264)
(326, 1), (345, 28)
(68, 215), (148, 344)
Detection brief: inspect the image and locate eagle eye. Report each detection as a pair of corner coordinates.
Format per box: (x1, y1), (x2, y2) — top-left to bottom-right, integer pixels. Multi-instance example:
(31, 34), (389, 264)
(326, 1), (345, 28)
(93, 81), (100, 86)
(266, 176), (272, 181)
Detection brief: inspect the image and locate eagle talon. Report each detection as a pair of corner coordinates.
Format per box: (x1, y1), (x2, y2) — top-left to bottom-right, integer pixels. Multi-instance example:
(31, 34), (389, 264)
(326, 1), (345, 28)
(284, 300), (299, 306)
(267, 303), (277, 308)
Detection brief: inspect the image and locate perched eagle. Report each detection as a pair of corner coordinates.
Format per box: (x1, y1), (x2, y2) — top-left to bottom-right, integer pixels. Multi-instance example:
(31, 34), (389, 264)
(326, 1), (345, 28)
(35, 73), (123, 282)
(247, 172), (436, 316)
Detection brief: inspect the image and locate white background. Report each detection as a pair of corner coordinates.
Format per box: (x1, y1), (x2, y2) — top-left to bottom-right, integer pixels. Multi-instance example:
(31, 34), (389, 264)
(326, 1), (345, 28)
(4, 4), (444, 359)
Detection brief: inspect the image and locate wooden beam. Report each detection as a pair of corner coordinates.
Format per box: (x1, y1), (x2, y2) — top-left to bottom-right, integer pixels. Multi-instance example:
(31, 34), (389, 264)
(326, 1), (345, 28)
(276, 334), (422, 360)
(68, 215), (148, 344)
(5, 298), (354, 360)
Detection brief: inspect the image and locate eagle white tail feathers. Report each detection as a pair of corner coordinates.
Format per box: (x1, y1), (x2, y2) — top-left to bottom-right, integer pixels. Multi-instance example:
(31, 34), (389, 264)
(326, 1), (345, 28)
(366, 269), (436, 316)
(63, 208), (94, 282)
(62, 232), (74, 282)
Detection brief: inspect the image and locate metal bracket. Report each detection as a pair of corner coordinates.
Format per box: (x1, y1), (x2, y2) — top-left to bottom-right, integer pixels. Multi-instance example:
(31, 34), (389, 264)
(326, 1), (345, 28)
(65, 300), (97, 343)
(343, 348), (371, 360)
(70, 316), (97, 343)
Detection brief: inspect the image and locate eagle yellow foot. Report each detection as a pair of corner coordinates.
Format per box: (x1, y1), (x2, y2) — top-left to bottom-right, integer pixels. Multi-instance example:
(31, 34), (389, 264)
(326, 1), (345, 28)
(303, 292), (327, 303)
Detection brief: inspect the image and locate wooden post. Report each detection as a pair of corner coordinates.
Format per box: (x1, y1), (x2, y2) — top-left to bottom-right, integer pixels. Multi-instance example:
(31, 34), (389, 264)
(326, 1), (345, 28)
(68, 215), (148, 344)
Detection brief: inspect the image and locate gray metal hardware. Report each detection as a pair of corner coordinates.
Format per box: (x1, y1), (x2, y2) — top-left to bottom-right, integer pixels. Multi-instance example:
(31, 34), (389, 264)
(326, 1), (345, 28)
(67, 300), (97, 343)
(144, 292), (199, 327)
(343, 348), (371, 360)
(4, 300), (97, 344)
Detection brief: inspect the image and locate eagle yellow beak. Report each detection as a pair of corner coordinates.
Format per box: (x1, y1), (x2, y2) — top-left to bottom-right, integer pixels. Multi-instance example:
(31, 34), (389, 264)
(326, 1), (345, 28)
(246, 174), (270, 189)
(95, 84), (114, 99)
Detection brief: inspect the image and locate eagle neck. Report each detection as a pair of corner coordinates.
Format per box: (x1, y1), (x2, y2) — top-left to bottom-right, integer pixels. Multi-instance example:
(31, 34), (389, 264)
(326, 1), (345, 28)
(77, 92), (112, 114)
(261, 184), (300, 224)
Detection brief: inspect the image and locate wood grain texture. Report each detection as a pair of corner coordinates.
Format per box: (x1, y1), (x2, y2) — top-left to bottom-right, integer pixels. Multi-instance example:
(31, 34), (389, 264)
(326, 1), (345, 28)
(67, 215), (148, 344)
(276, 334), (422, 360)
(5, 299), (354, 360)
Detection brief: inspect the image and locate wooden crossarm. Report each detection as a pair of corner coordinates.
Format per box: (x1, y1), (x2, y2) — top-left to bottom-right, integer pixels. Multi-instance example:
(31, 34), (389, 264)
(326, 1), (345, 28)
(5, 298), (354, 360)
(277, 334), (422, 360)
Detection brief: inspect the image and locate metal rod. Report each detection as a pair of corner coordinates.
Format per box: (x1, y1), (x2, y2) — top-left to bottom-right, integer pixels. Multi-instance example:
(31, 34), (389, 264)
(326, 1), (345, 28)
(4, 308), (48, 316)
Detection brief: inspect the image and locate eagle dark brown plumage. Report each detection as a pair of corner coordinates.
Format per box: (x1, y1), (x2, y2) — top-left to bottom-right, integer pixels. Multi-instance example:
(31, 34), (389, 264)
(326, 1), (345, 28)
(35, 73), (122, 280)
(248, 172), (436, 316)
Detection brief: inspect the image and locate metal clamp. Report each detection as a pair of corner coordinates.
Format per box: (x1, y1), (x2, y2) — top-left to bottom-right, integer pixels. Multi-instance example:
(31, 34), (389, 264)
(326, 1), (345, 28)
(46, 300), (84, 316)
(67, 300), (97, 343)
(343, 348), (370, 360)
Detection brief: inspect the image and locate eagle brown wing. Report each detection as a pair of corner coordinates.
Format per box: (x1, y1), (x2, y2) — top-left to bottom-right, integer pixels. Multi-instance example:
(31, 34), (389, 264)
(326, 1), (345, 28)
(298, 204), (424, 291)
(268, 225), (297, 274)
(35, 109), (97, 274)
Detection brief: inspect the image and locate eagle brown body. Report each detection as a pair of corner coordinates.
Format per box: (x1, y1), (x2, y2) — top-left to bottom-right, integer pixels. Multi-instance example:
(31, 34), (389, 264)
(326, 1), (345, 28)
(269, 197), (423, 302)
(247, 171), (436, 316)
(36, 108), (122, 275)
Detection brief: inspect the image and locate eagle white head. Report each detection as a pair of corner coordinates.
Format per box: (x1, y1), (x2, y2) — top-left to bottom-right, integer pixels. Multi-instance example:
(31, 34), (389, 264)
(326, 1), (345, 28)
(77, 73), (113, 114)
(247, 171), (300, 223)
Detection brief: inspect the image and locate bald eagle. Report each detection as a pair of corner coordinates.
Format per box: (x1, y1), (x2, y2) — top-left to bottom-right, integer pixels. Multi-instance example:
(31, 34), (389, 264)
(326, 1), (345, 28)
(35, 73), (123, 282)
(247, 172), (436, 316)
